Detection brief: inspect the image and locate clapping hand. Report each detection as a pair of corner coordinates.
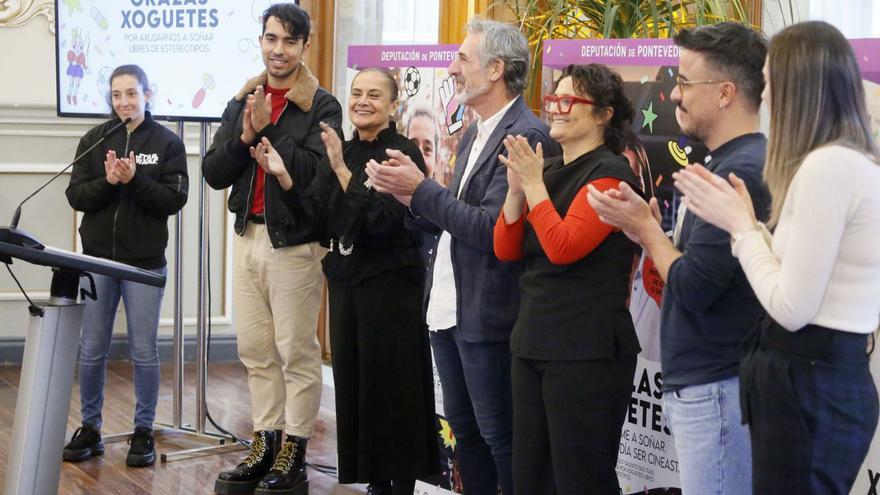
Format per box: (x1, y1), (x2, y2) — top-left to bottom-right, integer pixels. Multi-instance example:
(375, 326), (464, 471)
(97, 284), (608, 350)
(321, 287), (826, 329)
(112, 151), (136, 184)
(105, 150), (120, 185)
(498, 135), (544, 188)
(587, 182), (660, 245)
(672, 164), (756, 235)
(249, 85), (273, 133)
(249, 137), (293, 191)
(319, 122), (345, 173)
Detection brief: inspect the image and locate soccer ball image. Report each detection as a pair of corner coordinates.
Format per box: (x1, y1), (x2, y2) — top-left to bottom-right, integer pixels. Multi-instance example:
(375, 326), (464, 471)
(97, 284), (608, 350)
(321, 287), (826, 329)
(403, 67), (421, 98)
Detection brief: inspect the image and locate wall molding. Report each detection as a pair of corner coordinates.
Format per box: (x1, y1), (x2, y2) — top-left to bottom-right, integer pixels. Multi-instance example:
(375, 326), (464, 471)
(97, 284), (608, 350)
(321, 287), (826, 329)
(0, 0), (54, 34)
(0, 104), (213, 155)
(0, 163), (75, 173)
(0, 333), (239, 364)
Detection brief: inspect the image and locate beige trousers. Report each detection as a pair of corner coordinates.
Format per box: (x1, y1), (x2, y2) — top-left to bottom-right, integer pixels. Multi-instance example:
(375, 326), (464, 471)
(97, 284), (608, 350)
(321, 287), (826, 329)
(233, 223), (324, 437)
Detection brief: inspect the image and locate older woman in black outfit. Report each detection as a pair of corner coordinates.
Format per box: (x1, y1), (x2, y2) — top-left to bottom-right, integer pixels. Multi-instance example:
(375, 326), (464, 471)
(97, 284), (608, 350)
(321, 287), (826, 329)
(253, 68), (438, 495)
(493, 64), (641, 494)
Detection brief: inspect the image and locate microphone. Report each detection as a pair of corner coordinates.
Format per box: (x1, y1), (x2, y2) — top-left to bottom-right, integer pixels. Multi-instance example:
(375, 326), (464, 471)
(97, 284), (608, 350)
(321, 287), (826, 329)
(9, 117), (132, 230)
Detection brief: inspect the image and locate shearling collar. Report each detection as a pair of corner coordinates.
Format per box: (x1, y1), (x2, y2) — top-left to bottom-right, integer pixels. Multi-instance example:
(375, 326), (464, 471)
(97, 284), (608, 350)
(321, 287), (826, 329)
(234, 64), (319, 112)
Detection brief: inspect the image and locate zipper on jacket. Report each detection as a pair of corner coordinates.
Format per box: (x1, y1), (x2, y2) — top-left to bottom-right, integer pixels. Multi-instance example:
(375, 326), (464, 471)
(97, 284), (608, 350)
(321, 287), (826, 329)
(111, 130), (132, 261)
(264, 170), (273, 252)
(242, 164), (256, 236)
(111, 205), (121, 261)
(262, 100), (287, 250)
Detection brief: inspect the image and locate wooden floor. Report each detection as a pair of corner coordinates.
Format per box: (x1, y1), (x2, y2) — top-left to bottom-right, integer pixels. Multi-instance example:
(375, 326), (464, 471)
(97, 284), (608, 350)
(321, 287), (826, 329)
(0, 361), (366, 495)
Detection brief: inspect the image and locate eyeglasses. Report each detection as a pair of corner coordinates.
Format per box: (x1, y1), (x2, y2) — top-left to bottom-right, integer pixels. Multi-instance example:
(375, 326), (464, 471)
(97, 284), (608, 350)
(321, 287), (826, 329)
(543, 94), (595, 115)
(674, 75), (728, 94)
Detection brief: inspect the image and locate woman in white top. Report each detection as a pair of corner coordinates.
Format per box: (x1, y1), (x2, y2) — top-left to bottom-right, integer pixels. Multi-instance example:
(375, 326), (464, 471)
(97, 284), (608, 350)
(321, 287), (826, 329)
(673, 21), (880, 494)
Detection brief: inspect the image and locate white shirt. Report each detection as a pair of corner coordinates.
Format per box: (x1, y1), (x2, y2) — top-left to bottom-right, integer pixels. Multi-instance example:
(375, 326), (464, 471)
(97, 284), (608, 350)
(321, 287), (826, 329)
(733, 145), (880, 333)
(425, 97), (518, 331)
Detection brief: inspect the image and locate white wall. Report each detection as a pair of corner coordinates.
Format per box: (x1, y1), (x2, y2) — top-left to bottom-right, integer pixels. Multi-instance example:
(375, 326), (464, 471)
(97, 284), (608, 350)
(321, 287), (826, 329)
(0, 16), (234, 348)
(763, 0), (880, 37)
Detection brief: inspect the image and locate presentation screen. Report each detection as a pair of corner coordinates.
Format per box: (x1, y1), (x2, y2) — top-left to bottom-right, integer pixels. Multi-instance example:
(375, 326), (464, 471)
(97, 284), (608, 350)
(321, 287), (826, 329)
(54, 0), (279, 121)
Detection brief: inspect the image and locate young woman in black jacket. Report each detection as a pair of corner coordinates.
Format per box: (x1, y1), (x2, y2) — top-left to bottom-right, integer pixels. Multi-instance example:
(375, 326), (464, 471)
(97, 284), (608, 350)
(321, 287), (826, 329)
(62, 64), (188, 468)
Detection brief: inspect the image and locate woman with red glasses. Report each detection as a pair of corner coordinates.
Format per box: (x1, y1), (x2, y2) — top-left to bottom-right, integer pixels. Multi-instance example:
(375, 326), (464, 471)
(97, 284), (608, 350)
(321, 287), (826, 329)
(493, 63), (642, 494)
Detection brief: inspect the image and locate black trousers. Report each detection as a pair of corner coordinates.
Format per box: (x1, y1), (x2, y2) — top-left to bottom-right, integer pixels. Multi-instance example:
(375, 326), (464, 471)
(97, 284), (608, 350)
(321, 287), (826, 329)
(329, 266), (439, 484)
(512, 354), (636, 495)
(742, 319), (878, 494)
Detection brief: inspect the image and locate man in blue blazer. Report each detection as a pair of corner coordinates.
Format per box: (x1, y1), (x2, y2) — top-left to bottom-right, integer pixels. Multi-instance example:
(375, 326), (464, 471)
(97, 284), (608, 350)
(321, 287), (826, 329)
(367, 18), (559, 495)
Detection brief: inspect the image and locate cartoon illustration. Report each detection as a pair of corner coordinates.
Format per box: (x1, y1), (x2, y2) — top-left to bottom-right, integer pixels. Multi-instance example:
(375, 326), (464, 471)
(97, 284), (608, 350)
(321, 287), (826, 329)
(439, 76), (465, 135)
(250, 0), (275, 23)
(62, 0), (83, 16)
(90, 7), (109, 30)
(192, 73), (217, 109)
(667, 140), (690, 167)
(66, 28), (90, 106)
(641, 101), (658, 133)
(403, 66), (421, 98)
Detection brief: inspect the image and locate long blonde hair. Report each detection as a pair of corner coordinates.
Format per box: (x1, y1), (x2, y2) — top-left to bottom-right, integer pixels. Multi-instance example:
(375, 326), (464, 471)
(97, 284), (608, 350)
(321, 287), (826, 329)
(765, 21), (879, 226)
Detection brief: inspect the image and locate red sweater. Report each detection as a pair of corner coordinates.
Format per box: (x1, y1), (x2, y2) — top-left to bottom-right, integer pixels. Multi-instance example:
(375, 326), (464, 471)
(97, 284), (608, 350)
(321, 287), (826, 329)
(250, 85), (289, 215)
(494, 177), (620, 264)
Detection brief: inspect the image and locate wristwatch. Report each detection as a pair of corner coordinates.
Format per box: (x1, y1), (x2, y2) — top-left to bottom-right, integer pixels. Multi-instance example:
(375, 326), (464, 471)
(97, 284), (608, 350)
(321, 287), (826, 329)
(731, 221), (765, 246)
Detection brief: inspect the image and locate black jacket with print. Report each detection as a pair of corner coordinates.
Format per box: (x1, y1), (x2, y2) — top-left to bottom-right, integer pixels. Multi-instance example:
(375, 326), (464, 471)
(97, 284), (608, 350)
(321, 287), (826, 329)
(66, 112), (189, 269)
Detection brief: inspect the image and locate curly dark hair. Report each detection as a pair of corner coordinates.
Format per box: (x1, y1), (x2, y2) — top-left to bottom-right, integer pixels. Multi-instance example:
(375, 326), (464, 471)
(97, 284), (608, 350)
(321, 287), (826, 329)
(559, 64), (634, 154)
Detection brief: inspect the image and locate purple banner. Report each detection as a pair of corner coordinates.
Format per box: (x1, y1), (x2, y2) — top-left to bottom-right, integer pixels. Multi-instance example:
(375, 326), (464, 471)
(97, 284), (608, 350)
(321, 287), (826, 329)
(543, 39), (680, 68)
(850, 39), (880, 84)
(544, 37), (880, 84)
(347, 44), (459, 68)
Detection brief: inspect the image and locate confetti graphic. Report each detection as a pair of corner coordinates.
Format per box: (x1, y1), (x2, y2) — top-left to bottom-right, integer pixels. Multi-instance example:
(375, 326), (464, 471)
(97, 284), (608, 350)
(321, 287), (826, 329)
(90, 7), (108, 30)
(641, 102), (658, 134)
(667, 140), (689, 166)
(63, 0), (83, 16)
(192, 73), (217, 109)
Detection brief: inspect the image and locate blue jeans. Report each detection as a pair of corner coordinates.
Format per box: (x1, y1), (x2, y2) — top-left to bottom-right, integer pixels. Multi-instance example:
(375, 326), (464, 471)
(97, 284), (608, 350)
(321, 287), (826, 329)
(662, 376), (752, 495)
(79, 267), (165, 430)
(430, 328), (513, 495)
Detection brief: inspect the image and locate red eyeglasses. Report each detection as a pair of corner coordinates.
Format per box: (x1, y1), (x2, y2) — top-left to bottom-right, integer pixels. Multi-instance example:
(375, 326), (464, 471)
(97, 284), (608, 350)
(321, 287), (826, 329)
(543, 94), (595, 115)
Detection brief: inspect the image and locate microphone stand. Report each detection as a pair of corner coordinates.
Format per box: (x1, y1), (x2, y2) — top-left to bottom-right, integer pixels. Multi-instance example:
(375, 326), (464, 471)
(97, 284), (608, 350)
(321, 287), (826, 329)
(5, 117), (132, 239)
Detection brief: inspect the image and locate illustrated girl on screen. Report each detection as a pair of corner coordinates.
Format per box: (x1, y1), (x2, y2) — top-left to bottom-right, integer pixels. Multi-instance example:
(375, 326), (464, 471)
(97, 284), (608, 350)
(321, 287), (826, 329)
(66, 29), (89, 106)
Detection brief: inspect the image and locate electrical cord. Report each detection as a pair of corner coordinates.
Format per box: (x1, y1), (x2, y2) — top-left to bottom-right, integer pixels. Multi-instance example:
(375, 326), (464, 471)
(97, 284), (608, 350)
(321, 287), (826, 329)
(200, 222), (250, 449)
(5, 263), (43, 317)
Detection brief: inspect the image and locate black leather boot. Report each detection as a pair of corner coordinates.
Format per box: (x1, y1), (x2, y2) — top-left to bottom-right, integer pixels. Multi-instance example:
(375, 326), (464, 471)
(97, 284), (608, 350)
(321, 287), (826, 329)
(254, 435), (309, 495)
(215, 430), (282, 494)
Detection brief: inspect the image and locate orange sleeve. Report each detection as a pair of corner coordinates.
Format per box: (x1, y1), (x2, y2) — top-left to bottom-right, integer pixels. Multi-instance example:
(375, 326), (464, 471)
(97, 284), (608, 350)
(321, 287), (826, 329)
(493, 209), (526, 261)
(526, 177), (621, 265)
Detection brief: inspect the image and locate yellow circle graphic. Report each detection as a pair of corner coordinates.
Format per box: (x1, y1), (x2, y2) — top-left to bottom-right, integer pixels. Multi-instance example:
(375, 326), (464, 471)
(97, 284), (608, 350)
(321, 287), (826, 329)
(668, 140), (689, 167)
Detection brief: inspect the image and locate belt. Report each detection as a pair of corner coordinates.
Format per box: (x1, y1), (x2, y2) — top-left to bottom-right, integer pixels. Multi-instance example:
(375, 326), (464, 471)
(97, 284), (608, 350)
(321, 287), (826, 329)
(248, 214), (265, 224)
